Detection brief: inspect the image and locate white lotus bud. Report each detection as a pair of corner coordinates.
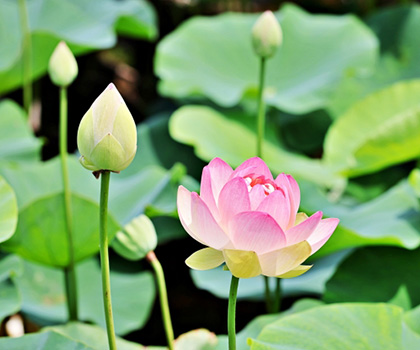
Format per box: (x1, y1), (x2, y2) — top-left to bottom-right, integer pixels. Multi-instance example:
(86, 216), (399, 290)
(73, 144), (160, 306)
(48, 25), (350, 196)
(77, 83), (137, 173)
(48, 41), (78, 87)
(252, 11), (282, 59)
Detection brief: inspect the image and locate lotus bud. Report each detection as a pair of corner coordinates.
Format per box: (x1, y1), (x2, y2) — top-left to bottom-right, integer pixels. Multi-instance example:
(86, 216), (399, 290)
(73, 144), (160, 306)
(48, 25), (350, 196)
(112, 214), (158, 260)
(77, 83), (137, 173)
(251, 11), (282, 59)
(48, 41), (78, 87)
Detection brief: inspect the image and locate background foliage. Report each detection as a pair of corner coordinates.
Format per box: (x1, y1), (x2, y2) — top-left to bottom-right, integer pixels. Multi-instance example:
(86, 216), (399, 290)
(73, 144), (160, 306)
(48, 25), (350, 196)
(1, 0), (420, 348)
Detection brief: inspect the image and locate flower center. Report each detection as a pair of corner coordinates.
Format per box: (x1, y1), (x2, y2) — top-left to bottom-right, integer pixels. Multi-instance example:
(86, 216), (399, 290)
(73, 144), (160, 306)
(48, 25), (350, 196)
(243, 174), (280, 196)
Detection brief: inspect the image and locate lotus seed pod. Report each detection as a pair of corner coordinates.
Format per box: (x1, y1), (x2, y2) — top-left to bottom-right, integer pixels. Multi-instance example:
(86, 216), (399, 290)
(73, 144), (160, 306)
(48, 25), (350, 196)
(77, 83), (137, 173)
(48, 41), (78, 87)
(252, 11), (282, 59)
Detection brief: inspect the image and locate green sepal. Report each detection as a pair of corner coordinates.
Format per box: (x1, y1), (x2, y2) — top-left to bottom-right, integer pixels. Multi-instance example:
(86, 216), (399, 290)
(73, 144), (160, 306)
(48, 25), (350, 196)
(186, 248), (225, 270)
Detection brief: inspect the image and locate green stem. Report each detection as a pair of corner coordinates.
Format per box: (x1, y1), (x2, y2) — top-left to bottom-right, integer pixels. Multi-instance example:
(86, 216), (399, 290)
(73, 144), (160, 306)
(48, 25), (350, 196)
(257, 57), (273, 313)
(59, 87), (78, 321)
(264, 276), (272, 313)
(273, 278), (282, 313)
(228, 276), (240, 350)
(18, 0), (32, 116)
(147, 251), (174, 350)
(256, 57), (266, 159)
(99, 171), (117, 350)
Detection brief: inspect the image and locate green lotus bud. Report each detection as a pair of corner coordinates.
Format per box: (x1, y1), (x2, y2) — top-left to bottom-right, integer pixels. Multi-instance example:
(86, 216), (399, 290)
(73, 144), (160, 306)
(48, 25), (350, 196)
(77, 83), (137, 173)
(252, 11), (282, 59)
(112, 214), (158, 261)
(48, 41), (78, 87)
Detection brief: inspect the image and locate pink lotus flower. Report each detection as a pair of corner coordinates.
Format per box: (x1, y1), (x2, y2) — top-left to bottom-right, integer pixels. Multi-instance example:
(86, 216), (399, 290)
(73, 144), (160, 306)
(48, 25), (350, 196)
(177, 157), (339, 279)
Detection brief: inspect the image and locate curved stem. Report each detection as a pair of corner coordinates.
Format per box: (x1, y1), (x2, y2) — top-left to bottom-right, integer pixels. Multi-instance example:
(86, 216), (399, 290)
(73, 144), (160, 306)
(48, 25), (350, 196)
(228, 275), (240, 350)
(147, 251), (174, 350)
(256, 57), (266, 159)
(100, 171), (117, 350)
(18, 0), (32, 116)
(59, 87), (78, 321)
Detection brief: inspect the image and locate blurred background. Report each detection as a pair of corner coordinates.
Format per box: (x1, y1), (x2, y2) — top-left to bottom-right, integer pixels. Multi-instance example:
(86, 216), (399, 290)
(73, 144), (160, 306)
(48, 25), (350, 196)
(2, 0), (420, 347)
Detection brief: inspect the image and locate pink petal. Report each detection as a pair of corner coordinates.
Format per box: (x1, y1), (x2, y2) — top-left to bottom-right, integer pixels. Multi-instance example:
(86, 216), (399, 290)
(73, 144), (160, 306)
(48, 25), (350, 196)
(307, 218), (339, 254)
(256, 190), (291, 231)
(286, 211), (322, 246)
(231, 157), (273, 180)
(229, 211), (286, 254)
(218, 177), (251, 229)
(275, 173), (300, 218)
(203, 158), (233, 202)
(177, 186), (206, 245)
(190, 193), (231, 249)
(199, 166), (220, 221)
(229, 166), (256, 181)
(249, 184), (266, 210)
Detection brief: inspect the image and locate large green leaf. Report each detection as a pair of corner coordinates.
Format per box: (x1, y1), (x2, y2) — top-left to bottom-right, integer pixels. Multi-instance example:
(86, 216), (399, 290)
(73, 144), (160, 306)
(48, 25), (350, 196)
(366, 5), (420, 56)
(0, 155), (174, 216)
(0, 280), (20, 324)
(248, 303), (420, 349)
(0, 253), (23, 281)
(216, 299), (324, 350)
(0, 112), (198, 227)
(405, 304), (420, 336)
(2, 193), (119, 267)
(0, 99), (42, 162)
(110, 165), (178, 224)
(0, 156), (97, 210)
(14, 258), (155, 335)
(112, 117), (199, 222)
(169, 105), (343, 188)
(0, 154), (193, 248)
(328, 5), (420, 118)
(0, 254), (22, 324)
(155, 3), (377, 114)
(0, 331), (94, 349)
(300, 180), (420, 258)
(324, 80), (420, 177)
(0, 175), (18, 243)
(324, 247), (420, 307)
(0, 0), (157, 94)
(123, 113), (205, 180)
(44, 322), (144, 350)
